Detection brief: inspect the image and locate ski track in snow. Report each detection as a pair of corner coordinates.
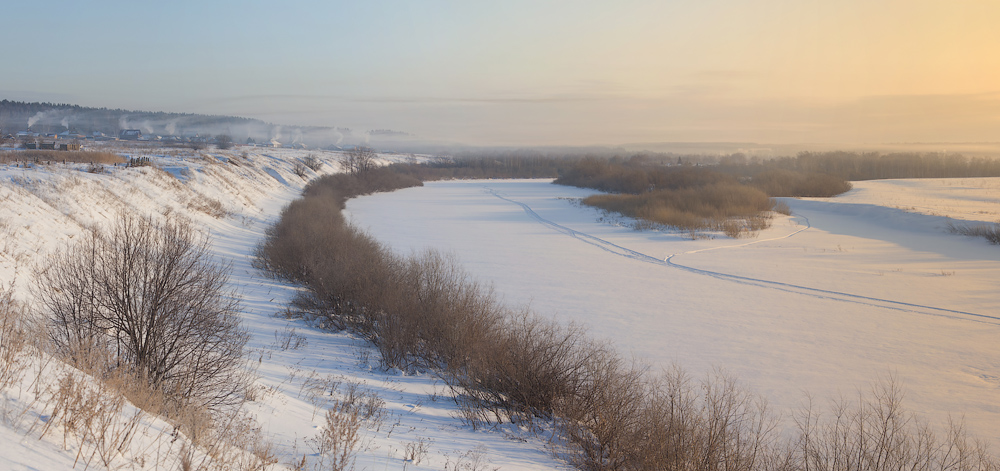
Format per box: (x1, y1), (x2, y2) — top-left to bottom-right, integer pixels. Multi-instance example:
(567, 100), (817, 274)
(486, 187), (1000, 326)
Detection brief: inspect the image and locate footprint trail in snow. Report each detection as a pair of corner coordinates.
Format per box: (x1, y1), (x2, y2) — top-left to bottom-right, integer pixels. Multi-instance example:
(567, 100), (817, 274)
(487, 188), (1000, 326)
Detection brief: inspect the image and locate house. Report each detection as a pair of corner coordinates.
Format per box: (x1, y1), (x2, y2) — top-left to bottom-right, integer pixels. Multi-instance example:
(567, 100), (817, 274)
(119, 129), (142, 140)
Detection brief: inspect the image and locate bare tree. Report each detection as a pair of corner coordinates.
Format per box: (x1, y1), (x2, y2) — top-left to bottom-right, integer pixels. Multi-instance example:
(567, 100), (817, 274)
(340, 146), (377, 175)
(293, 161), (309, 178)
(35, 213), (251, 410)
(215, 133), (234, 150)
(303, 154), (323, 171)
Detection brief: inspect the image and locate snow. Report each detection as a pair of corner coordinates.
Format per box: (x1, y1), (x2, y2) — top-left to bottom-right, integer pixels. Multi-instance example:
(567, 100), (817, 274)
(4, 145), (999, 468)
(344, 178), (1000, 449)
(0, 149), (568, 470)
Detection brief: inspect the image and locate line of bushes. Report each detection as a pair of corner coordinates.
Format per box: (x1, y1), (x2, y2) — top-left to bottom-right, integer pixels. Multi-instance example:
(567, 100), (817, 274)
(254, 169), (999, 470)
(745, 168), (853, 198)
(388, 155), (581, 180)
(0, 149), (126, 165)
(755, 151), (1000, 181)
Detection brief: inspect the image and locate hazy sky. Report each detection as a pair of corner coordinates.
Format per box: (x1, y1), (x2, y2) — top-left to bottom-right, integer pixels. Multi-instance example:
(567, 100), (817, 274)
(4, 1), (999, 146)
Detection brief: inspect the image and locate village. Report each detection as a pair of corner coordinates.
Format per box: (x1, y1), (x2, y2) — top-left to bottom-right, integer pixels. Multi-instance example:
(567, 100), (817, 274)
(1, 127), (293, 150)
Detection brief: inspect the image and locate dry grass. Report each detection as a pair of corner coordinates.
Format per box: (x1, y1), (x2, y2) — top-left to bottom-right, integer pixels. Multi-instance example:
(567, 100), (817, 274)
(947, 220), (1000, 245)
(305, 381), (390, 471)
(0, 286), (34, 392)
(0, 312), (275, 471)
(187, 193), (230, 218)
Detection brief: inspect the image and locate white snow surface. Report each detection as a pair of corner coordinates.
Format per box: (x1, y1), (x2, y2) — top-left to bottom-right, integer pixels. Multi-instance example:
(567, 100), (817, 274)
(345, 178), (1000, 449)
(0, 148), (567, 470)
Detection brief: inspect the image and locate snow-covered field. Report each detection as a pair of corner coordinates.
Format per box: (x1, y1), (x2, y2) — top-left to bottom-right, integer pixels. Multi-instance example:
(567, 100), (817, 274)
(345, 178), (1000, 449)
(0, 147), (566, 470)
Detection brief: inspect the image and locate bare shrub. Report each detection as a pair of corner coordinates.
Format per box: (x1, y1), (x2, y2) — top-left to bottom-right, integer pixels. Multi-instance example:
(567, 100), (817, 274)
(554, 353), (651, 470)
(304, 154), (323, 171)
(773, 200), (792, 215)
(340, 146), (377, 175)
(556, 366), (783, 471)
(454, 313), (600, 426)
(447, 445), (498, 471)
(792, 376), (999, 471)
(215, 134), (234, 150)
(35, 212), (251, 411)
(404, 437), (431, 465)
(293, 161), (309, 178)
(274, 326), (308, 351)
(721, 219), (744, 238)
(373, 250), (501, 372)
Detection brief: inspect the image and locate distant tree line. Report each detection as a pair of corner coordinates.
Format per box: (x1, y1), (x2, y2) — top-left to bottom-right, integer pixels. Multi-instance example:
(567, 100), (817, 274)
(728, 151), (1000, 181)
(389, 154), (581, 180)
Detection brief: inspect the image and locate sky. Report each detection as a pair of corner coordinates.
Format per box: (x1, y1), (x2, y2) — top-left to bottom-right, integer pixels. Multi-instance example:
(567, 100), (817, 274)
(3, 0), (999, 146)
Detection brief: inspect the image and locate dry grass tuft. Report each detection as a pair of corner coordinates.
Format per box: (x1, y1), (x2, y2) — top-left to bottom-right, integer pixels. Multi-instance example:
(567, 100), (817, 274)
(0, 286), (34, 392)
(310, 397), (363, 471)
(947, 220), (1000, 245)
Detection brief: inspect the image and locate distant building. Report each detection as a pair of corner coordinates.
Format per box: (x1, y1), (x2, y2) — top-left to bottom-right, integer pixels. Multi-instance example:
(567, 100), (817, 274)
(119, 129), (142, 140)
(59, 131), (86, 140)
